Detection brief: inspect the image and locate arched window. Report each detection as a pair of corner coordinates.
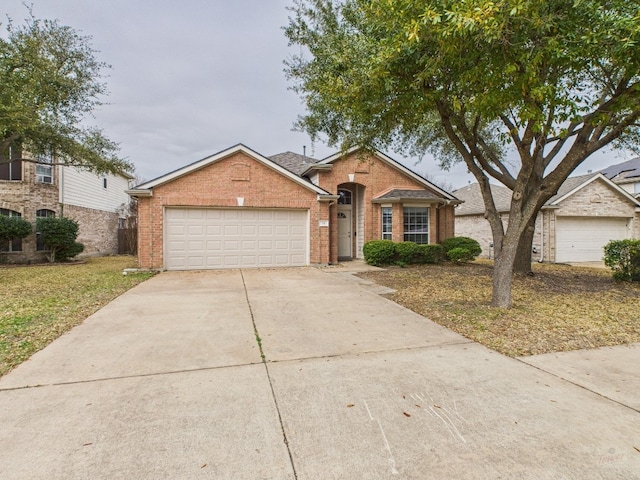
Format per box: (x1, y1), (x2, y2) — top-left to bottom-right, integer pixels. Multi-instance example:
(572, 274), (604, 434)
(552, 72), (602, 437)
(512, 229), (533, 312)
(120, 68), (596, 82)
(338, 189), (352, 205)
(36, 209), (56, 251)
(0, 209), (24, 252)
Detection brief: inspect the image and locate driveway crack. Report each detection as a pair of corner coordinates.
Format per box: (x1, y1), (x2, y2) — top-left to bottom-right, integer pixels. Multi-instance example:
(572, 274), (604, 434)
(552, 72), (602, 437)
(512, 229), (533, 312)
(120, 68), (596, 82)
(240, 270), (298, 480)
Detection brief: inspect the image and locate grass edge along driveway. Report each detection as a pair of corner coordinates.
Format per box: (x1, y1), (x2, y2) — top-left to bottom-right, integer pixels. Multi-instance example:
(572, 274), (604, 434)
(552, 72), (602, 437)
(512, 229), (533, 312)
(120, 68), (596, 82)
(358, 261), (640, 357)
(0, 256), (154, 377)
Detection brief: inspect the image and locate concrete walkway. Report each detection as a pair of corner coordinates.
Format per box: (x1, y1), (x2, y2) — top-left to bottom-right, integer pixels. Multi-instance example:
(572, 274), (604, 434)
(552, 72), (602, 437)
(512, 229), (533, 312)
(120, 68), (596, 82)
(0, 267), (638, 479)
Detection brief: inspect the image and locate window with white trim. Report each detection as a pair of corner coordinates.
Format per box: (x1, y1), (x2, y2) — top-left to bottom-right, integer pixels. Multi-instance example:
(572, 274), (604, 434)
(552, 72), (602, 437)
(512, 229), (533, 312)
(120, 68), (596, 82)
(382, 207), (392, 240)
(338, 188), (352, 205)
(35, 156), (53, 184)
(403, 207), (429, 244)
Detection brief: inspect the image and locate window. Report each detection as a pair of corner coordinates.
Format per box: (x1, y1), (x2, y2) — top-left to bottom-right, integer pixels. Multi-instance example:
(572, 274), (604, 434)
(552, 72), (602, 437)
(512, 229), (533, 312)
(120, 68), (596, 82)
(338, 189), (352, 205)
(403, 207), (429, 244)
(103, 177), (108, 189)
(35, 157), (53, 184)
(382, 207), (392, 240)
(0, 144), (22, 181)
(0, 209), (24, 252)
(36, 209), (56, 251)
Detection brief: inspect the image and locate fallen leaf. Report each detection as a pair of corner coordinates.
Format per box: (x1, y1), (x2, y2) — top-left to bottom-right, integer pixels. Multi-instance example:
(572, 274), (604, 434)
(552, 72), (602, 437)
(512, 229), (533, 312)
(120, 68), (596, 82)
(201, 464), (207, 469)
(346, 404), (355, 408)
(415, 404), (421, 408)
(403, 412), (411, 417)
(83, 442), (93, 447)
(433, 404), (441, 409)
(634, 446), (640, 454)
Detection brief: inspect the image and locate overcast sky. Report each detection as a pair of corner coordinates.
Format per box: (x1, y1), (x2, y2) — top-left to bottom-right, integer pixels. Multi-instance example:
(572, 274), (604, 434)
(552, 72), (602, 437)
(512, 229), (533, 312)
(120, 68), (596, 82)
(2, 1), (635, 190)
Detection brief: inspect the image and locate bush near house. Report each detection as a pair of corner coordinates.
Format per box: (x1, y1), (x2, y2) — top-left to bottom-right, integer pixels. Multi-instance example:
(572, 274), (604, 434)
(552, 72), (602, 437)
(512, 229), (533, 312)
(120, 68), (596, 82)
(604, 239), (640, 281)
(363, 240), (396, 265)
(363, 240), (445, 266)
(441, 236), (482, 264)
(36, 217), (84, 262)
(0, 215), (32, 246)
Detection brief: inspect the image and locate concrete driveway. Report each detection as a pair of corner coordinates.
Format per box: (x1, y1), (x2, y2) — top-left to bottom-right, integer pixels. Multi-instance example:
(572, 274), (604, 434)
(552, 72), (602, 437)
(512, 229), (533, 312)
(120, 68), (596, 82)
(0, 267), (638, 479)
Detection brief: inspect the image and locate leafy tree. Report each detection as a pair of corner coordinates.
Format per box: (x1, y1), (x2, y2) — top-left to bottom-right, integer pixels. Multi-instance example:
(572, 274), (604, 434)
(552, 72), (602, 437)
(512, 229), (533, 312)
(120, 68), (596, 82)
(285, 0), (640, 307)
(0, 9), (132, 174)
(36, 217), (84, 262)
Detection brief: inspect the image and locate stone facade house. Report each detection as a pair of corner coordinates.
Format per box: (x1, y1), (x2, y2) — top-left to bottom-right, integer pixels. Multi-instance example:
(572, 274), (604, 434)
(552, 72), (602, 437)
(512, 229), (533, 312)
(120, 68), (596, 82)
(453, 173), (640, 263)
(128, 144), (460, 270)
(0, 151), (132, 263)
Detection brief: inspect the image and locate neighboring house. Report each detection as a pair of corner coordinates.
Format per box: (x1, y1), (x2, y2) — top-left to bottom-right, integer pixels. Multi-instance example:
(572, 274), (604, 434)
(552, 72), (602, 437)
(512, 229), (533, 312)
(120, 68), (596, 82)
(128, 144), (460, 270)
(453, 173), (640, 263)
(601, 157), (640, 198)
(0, 148), (133, 263)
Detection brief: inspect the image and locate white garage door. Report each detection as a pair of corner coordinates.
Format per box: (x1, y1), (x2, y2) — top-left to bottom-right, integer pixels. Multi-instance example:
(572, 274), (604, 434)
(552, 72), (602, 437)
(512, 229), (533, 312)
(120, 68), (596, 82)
(555, 217), (630, 262)
(165, 208), (308, 270)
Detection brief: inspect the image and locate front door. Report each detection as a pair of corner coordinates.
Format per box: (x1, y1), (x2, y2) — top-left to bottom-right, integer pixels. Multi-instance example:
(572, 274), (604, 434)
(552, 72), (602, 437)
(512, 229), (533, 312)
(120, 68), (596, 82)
(337, 209), (352, 258)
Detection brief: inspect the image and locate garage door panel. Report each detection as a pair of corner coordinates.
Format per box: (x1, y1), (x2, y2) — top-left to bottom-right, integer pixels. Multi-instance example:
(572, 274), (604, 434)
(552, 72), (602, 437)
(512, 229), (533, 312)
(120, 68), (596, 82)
(556, 217), (629, 262)
(165, 208), (308, 270)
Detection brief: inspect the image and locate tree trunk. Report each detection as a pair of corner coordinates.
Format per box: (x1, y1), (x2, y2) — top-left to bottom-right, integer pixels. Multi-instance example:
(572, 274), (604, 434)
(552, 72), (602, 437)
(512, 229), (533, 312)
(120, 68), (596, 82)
(492, 234), (520, 307)
(513, 216), (535, 274)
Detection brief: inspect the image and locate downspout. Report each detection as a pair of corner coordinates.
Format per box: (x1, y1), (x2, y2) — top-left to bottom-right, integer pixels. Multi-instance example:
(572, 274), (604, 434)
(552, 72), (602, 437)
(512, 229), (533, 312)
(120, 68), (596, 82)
(59, 164), (65, 217)
(538, 212), (544, 262)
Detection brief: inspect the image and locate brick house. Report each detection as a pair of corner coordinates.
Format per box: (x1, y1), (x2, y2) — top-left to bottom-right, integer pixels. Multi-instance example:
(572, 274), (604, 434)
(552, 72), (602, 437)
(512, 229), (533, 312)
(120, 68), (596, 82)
(0, 149), (132, 263)
(127, 144), (460, 270)
(453, 173), (640, 263)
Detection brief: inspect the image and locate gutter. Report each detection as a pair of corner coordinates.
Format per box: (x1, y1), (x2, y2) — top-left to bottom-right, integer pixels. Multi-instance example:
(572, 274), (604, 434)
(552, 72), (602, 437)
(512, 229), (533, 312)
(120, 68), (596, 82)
(126, 189), (152, 198)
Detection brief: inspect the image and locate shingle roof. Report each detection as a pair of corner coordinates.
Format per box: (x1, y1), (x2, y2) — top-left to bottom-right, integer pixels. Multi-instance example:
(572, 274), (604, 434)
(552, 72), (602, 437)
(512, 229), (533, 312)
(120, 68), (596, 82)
(600, 157), (640, 182)
(374, 189), (440, 200)
(269, 151), (318, 176)
(453, 172), (608, 216)
(452, 183), (512, 215)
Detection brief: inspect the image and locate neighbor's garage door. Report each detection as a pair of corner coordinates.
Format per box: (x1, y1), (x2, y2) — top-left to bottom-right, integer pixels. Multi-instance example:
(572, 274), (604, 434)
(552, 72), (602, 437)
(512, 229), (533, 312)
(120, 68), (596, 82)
(165, 208), (308, 270)
(555, 216), (629, 263)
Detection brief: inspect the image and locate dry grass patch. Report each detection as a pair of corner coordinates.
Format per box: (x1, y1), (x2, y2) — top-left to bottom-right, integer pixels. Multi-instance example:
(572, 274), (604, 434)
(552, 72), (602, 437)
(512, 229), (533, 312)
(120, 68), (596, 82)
(0, 256), (154, 376)
(358, 261), (640, 357)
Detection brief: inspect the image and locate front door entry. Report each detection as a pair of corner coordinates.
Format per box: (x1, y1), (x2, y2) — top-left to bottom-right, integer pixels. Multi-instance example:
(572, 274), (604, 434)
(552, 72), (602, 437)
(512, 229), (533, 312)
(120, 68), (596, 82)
(337, 209), (352, 258)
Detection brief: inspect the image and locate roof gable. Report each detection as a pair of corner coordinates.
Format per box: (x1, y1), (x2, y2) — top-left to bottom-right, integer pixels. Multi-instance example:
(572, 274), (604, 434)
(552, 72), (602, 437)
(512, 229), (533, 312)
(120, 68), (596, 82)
(546, 173), (640, 207)
(133, 144), (330, 196)
(309, 147), (459, 201)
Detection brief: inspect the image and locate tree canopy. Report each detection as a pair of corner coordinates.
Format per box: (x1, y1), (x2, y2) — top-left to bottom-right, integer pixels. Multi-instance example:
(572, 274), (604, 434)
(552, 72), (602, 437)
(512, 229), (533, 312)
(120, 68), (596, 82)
(0, 11), (132, 175)
(285, 0), (640, 307)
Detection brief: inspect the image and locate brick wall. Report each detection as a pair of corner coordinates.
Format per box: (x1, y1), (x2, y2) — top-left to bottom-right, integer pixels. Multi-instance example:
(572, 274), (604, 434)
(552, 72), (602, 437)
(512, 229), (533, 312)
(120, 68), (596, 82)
(316, 152), (449, 263)
(137, 152), (325, 269)
(64, 204), (119, 256)
(0, 161), (59, 263)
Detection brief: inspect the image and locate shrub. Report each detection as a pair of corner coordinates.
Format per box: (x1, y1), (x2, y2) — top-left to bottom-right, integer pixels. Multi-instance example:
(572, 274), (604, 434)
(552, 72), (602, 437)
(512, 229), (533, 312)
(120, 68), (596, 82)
(363, 240), (395, 265)
(442, 236), (482, 262)
(447, 247), (475, 264)
(36, 217), (85, 262)
(0, 215), (32, 243)
(394, 241), (421, 264)
(417, 244), (445, 264)
(604, 239), (640, 281)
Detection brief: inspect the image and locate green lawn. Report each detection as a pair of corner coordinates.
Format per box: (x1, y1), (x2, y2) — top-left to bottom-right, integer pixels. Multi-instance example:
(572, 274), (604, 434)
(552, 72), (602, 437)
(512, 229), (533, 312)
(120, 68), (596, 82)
(0, 256), (154, 376)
